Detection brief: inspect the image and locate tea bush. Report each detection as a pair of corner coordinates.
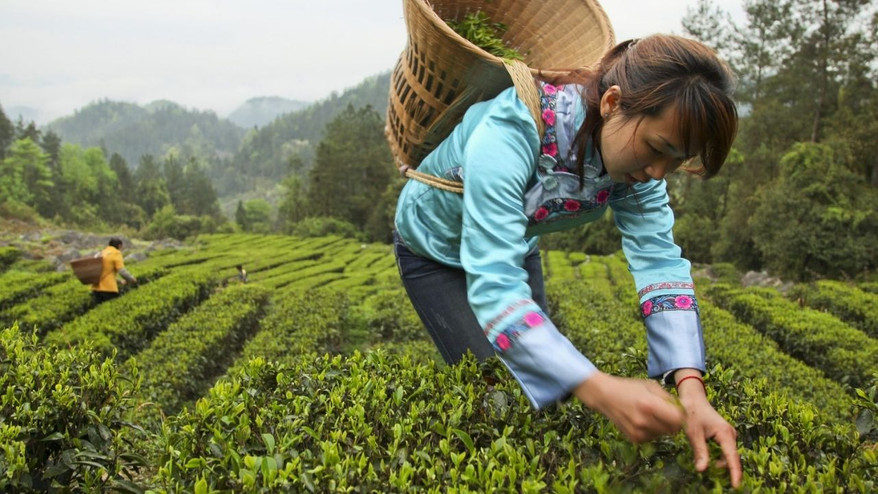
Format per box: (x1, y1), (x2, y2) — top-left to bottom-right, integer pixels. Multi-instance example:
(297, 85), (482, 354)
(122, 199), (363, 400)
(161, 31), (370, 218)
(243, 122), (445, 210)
(0, 325), (147, 492)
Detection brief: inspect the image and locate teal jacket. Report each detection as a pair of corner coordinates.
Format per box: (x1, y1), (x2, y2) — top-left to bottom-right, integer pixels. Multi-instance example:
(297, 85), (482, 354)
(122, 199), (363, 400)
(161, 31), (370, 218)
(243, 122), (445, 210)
(395, 84), (704, 409)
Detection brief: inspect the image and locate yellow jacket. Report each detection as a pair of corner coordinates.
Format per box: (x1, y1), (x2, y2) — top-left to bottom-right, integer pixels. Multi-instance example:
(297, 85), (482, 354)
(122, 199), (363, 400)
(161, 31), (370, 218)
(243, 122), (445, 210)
(91, 246), (125, 293)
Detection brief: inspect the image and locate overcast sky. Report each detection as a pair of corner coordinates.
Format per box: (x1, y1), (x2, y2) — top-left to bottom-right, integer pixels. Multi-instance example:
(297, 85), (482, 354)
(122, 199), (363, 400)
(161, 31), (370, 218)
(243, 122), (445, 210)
(1, 0), (746, 124)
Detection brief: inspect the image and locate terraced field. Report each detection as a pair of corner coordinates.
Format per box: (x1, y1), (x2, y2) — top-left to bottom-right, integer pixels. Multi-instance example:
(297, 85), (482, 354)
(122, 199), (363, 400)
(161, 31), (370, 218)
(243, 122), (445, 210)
(1, 234), (875, 492)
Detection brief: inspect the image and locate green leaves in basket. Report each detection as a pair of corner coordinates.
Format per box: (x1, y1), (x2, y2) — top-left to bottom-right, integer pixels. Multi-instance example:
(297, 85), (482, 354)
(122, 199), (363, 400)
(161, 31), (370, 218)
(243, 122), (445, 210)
(446, 11), (524, 60)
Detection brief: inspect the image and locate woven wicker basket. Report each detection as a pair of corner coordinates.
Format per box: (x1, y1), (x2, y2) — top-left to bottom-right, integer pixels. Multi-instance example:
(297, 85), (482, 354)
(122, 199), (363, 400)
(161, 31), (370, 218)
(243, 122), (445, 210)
(386, 0), (615, 170)
(70, 256), (102, 285)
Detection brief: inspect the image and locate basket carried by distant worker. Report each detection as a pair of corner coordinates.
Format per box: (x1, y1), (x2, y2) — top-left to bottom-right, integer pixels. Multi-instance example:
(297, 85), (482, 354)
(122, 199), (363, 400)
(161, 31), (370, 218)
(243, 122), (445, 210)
(70, 254), (102, 285)
(386, 0), (615, 190)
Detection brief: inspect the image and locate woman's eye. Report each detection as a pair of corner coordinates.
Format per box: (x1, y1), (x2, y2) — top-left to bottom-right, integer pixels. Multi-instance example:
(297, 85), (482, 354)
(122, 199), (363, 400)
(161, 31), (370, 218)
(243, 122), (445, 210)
(647, 144), (662, 156)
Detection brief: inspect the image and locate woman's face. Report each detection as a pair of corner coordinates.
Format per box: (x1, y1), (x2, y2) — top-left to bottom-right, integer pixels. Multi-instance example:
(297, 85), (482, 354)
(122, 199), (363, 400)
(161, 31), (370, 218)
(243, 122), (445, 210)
(598, 88), (699, 184)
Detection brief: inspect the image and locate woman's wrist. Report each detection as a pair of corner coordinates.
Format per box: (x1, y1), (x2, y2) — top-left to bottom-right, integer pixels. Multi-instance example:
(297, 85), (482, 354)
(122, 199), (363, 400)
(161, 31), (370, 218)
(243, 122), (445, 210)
(573, 371), (609, 412)
(673, 368), (707, 401)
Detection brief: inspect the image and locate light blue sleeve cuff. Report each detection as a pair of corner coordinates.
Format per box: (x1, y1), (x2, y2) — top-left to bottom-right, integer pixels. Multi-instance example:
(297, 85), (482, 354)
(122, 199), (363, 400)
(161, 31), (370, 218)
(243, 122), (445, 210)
(497, 324), (598, 409)
(644, 309), (706, 380)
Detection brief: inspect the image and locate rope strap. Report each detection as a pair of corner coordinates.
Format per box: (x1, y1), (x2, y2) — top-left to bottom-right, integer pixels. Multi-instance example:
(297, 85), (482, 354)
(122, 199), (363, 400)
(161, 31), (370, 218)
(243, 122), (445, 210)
(401, 59), (543, 195)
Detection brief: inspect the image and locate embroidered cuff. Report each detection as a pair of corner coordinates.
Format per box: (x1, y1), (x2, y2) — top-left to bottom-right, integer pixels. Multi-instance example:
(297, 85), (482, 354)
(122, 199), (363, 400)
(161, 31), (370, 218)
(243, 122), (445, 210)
(638, 281), (695, 301)
(641, 293), (698, 318)
(643, 301), (705, 380)
(487, 307), (548, 352)
(497, 323), (597, 410)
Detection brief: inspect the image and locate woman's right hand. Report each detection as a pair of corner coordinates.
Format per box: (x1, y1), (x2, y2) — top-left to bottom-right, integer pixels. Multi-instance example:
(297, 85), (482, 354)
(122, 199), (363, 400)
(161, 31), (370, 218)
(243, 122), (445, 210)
(573, 371), (684, 442)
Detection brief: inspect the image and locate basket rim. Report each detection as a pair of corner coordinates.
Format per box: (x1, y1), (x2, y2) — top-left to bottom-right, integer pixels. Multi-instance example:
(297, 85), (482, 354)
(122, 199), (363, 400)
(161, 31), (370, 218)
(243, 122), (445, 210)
(409, 0), (616, 74)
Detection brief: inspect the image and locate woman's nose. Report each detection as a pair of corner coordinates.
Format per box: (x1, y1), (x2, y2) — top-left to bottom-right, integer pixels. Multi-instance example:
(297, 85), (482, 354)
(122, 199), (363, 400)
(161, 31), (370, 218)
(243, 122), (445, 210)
(644, 161), (670, 180)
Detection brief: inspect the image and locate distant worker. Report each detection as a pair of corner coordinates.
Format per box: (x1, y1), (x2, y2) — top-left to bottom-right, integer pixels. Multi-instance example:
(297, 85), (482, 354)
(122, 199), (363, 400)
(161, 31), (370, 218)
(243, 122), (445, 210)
(91, 237), (137, 303)
(235, 264), (248, 283)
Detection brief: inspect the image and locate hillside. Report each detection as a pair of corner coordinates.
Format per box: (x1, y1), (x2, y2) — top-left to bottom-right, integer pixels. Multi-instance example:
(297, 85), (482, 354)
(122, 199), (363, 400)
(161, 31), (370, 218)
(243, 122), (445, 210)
(46, 99), (245, 167)
(226, 96), (312, 129)
(0, 233), (875, 491)
(217, 71), (392, 195)
(38, 72), (393, 200)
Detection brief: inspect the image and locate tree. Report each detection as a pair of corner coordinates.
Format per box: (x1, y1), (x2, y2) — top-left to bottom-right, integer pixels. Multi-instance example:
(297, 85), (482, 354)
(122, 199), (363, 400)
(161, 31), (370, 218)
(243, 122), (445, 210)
(276, 174), (308, 234)
(749, 142), (878, 280)
(235, 200), (247, 231)
(306, 104), (394, 232)
(237, 199), (272, 233)
(55, 144), (120, 227)
(0, 138), (52, 214)
(0, 104), (14, 160)
(134, 155), (170, 218)
(14, 118), (41, 143)
(682, 0), (737, 57)
(163, 155), (187, 213)
(182, 159), (221, 217)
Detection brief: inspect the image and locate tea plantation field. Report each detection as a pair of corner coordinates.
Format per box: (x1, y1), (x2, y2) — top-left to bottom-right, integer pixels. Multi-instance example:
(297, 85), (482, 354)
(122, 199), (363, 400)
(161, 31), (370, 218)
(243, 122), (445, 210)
(1, 234), (876, 492)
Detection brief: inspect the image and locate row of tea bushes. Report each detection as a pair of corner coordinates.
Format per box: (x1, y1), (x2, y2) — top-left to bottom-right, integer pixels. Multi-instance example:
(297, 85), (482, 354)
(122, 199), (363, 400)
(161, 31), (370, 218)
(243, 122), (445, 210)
(0, 266), (168, 337)
(787, 280), (878, 338)
(129, 283), (271, 417)
(707, 284), (878, 389)
(0, 270), (66, 311)
(547, 255), (858, 422)
(0, 325), (147, 493)
(149, 348), (877, 492)
(43, 269), (218, 360)
(231, 287), (351, 371)
(346, 288), (426, 347)
(0, 246), (21, 270)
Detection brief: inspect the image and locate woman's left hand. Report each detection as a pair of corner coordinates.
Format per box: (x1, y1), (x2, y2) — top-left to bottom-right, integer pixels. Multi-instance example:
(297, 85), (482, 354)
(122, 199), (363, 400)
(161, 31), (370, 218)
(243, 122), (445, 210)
(675, 371), (742, 489)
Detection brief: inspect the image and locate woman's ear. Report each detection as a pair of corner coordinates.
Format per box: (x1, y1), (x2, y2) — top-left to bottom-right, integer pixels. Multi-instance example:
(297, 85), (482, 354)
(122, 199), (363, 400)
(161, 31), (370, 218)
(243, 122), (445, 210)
(600, 85), (622, 119)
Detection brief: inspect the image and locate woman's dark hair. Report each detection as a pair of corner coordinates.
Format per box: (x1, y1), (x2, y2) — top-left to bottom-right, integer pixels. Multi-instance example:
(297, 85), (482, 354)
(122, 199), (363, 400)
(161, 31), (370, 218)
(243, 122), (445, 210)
(108, 237), (123, 249)
(551, 34), (738, 180)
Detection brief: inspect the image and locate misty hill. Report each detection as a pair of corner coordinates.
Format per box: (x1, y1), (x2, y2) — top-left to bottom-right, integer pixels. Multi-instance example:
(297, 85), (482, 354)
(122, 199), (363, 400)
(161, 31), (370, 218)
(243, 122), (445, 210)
(47, 99), (246, 167)
(214, 71), (391, 195)
(6, 105), (41, 124)
(227, 97), (311, 128)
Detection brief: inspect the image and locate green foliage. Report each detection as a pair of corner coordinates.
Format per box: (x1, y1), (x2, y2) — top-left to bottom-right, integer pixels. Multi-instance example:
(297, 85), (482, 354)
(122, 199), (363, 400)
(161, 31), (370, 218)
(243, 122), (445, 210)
(47, 99), (245, 173)
(0, 104), (14, 159)
(0, 325), (147, 492)
(0, 138), (52, 216)
(0, 270), (67, 311)
(749, 143), (878, 281)
(235, 199), (273, 234)
(144, 205), (220, 241)
(788, 280), (878, 338)
(44, 270), (218, 360)
(305, 105), (395, 236)
(1, 267), (167, 337)
(134, 155), (171, 219)
(288, 216), (363, 240)
(225, 73), (390, 196)
(0, 236), (877, 491)
(540, 211), (622, 255)
(446, 11), (524, 60)
(0, 246), (21, 271)
(707, 283), (878, 389)
(854, 374), (878, 444)
(347, 288), (426, 347)
(131, 283), (270, 417)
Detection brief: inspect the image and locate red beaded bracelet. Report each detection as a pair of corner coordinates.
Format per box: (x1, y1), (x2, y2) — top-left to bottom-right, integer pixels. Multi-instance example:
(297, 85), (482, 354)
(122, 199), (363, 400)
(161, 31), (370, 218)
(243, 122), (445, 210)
(675, 375), (706, 391)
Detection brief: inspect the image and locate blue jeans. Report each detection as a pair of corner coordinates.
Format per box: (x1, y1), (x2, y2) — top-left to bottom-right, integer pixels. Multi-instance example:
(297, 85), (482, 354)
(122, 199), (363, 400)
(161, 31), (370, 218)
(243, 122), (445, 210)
(394, 232), (548, 365)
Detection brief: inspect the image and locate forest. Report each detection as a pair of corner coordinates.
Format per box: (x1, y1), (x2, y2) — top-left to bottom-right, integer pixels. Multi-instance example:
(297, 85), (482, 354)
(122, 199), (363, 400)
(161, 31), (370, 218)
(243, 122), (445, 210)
(1, 0), (877, 285)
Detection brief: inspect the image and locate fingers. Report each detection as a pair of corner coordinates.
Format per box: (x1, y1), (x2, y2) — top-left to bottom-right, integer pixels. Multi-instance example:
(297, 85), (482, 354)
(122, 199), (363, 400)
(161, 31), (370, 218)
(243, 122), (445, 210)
(644, 384), (685, 435)
(715, 427), (742, 488)
(683, 401), (742, 488)
(685, 421), (710, 472)
(624, 382), (684, 442)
